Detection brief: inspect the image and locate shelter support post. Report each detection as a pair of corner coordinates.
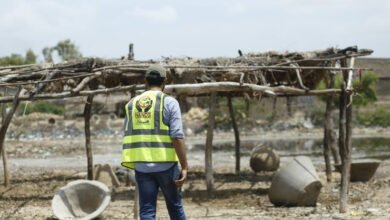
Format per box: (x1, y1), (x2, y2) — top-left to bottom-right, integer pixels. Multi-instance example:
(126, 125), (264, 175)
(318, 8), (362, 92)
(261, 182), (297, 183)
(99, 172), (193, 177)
(338, 84), (352, 213)
(0, 87), (21, 187)
(205, 92), (216, 196)
(1, 103), (9, 187)
(227, 96), (240, 174)
(323, 72), (337, 182)
(84, 95), (94, 180)
(338, 57), (354, 213)
(1, 142), (8, 187)
(330, 128), (340, 165)
(323, 97), (333, 182)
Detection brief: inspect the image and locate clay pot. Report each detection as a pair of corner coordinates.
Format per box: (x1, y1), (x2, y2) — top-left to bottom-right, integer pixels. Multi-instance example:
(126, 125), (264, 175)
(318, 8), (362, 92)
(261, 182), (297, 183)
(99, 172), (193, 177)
(250, 147), (280, 172)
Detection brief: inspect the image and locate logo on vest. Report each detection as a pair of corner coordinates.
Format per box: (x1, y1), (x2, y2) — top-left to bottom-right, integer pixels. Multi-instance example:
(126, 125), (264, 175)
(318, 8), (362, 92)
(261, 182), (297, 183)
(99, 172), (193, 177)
(135, 96), (153, 123)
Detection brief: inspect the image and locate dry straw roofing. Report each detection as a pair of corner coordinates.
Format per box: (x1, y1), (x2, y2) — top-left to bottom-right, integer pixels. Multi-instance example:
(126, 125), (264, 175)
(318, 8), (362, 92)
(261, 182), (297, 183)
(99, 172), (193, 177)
(0, 46), (373, 102)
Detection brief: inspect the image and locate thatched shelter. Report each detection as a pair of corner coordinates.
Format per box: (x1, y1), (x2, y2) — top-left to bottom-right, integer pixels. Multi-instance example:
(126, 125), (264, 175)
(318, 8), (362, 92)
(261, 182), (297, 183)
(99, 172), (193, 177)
(0, 45), (374, 213)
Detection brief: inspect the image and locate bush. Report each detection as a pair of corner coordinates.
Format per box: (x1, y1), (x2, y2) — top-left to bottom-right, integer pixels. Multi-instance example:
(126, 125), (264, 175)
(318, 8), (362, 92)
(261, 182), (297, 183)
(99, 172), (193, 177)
(316, 71), (378, 106)
(356, 107), (390, 127)
(20, 101), (64, 115)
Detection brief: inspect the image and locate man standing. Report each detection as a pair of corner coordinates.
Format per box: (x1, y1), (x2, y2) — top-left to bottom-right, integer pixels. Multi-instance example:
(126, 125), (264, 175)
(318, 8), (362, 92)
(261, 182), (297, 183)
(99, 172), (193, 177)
(122, 64), (187, 220)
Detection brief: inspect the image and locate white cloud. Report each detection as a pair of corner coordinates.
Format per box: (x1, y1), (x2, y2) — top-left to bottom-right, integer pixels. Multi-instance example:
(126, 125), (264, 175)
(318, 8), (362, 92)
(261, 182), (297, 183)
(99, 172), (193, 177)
(131, 6), (177, 24)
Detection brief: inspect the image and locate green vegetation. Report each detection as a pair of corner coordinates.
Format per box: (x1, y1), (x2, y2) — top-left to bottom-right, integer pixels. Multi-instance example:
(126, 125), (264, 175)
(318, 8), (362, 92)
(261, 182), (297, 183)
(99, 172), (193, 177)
(0, 49), (37, 66)
(43, 39), (82, 62)
(316, 71), (378, 106)
(0, 39), (82, 66)
(20, 101), (64, 115)
(356, 107), (390, 127)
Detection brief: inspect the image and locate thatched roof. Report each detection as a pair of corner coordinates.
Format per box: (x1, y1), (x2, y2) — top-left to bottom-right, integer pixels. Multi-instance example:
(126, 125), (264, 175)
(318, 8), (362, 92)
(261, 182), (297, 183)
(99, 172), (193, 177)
(0, 46), (373, 102)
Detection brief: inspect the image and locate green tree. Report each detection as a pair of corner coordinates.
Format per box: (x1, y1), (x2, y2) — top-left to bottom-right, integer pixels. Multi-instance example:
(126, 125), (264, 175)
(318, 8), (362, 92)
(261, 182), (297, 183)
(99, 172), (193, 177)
(42, 47), (54, 63)
(0, 54), (25, 66)
(0, 49), (37, 66)
(42, 39), (82, 62)
(25, 49), (37, 64)
(54, 39), (82, 61)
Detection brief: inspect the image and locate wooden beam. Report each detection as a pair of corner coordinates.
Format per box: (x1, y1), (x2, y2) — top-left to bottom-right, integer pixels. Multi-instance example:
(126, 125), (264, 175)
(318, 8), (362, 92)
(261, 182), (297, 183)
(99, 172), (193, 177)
(71, 72), (102, 93)
(0, 82), (344, 103)
(94, 64), (371, 72)
(0, 84), (144, 103)
(205, 92), (216, 196)
(84, 95), (94, 180)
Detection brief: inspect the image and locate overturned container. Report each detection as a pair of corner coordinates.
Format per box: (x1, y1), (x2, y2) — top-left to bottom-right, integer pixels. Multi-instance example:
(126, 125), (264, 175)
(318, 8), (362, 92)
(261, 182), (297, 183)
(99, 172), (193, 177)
(52, 180), (111, 220)
(250, 147), (280, 172)
(335, 159), (381, 182)
(268, 156), (322, 207)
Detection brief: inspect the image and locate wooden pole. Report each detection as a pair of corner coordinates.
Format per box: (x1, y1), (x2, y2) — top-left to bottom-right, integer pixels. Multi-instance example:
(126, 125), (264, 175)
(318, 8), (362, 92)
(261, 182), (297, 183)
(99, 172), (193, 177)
(329, 73), (340, 165)
(338, 83), (349, 213)
(323, 96), (333, 182)
(84, 95), (94, 180)
(1, 101), (9, 187)
(323, 73), (336, 182)
(338, 57), (355, 213)
(227, 96), (240, 174)
(0, 87), (21, 187)
(330, 128), (340, 165)
(1, 142), (8, 187)
(205, 92), (216, 196)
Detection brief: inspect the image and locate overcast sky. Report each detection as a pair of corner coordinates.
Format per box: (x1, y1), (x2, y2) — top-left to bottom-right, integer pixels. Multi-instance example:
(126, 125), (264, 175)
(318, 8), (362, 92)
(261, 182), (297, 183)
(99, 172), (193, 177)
(1, 0), (389, 61)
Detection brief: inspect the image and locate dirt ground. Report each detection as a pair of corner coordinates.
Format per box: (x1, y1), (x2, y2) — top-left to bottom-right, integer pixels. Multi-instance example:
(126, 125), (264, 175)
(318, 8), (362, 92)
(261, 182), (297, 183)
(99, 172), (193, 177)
(1, 114), (390, 219)
(1, 164), (390, 220)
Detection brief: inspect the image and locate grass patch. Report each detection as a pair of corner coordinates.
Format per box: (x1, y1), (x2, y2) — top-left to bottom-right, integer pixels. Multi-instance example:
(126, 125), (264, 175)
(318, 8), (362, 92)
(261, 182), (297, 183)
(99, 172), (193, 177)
(356, 107), (390, 127)
(20, 101), (64, 115)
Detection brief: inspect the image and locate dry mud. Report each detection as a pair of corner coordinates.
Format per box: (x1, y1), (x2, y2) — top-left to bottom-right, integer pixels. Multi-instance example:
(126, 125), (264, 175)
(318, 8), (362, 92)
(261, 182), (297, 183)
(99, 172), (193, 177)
(1, 115), (390, 219)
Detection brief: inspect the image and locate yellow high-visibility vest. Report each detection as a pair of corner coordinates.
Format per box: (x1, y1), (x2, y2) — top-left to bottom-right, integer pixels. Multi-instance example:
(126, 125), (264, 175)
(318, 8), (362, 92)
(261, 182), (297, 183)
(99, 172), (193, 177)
(121, 91), (178, 169)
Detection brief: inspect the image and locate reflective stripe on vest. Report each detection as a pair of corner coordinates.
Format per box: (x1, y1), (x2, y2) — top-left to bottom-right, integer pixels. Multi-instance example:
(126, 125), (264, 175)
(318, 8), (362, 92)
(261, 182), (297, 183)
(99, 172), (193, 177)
(121, 91), (178, 169)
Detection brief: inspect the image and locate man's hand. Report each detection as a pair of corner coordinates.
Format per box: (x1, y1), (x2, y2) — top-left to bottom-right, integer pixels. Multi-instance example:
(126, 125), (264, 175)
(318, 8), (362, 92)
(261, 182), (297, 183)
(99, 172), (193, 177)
(173, 138), (188, 188)
(175, 168), (187, 188)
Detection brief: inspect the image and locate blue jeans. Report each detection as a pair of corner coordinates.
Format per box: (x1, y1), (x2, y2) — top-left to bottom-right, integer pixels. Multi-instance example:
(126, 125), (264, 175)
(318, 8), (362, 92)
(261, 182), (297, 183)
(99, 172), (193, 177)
(135, 164), (186, 220)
